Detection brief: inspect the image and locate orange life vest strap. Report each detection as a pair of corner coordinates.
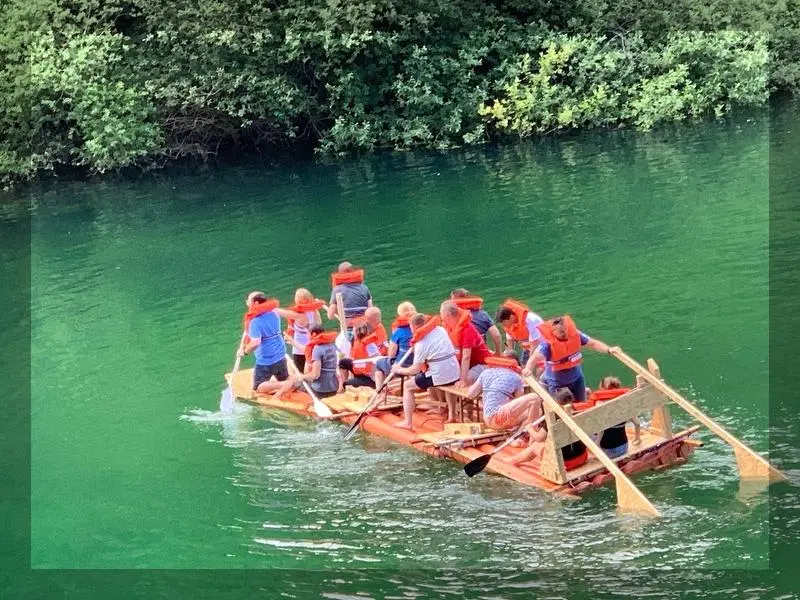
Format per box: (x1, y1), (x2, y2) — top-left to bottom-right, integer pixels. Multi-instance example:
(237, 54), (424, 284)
(537, 315), (582, 372)
(242, 299), (280, 330)
(331, 268), (365, 287)
(445, 308), (472, 351)
(391, 316), (410, 331)
(452, 296), (483, 311)
(289, 298), (326, 313)
(484, 355), (521, 373)
(589, 387), (631, 402)
(501, 299), (531, 342)
(411, 315), (441, 344)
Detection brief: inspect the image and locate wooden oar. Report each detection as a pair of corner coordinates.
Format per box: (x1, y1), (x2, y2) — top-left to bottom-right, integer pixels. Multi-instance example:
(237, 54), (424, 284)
(334, 292), (351, 356)
(525, 376), (661, 517)
(285, 353), (334, 418)
(343, 346), (414, 441)
(220, 331), (247, 413)
(611, 349), (787, 482)
(463, 414), (546, 477)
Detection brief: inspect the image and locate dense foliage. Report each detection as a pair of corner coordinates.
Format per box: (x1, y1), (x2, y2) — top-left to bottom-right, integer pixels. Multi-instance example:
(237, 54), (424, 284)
(1, 0), (796, 185)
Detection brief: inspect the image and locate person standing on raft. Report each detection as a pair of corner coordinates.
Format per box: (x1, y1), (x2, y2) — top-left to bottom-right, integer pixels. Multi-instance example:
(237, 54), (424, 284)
(327, 262), (372, 333)
(521, 315), (619, 402)
(450, 288), (503, 354)
(440, 301), (491, 387)
(390, 313), (460, 430)
(238, 291), (290, 394)
(466, 354), (540, 431)
(374, 301), (416, 390)
(496, 299), (544, 365)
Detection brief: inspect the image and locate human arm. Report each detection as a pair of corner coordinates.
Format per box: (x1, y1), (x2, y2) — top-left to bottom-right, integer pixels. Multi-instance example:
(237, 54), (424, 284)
(386, 340), (399, 360)
(522, 348), (545, 377)
(392, 361), (423, 377)
(466, 377), (483, 399)
(326, 300), (337, 320)
(238, 321), (262, 356)
(456, 348), (472, 387)
(488, 325), (503, 355)
(298, 359), (321, 382)
(584, 336), (620, 355)
(275, 308), (304, 321)
(504, 331), (514, 352)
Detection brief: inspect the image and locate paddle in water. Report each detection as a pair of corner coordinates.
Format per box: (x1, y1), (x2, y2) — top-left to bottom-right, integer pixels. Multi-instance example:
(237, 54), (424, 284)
(285, 353), (334, 418)
(463, 414), (546, 477)
(343, 346), (414, 441)
(220, 332), (247, 413)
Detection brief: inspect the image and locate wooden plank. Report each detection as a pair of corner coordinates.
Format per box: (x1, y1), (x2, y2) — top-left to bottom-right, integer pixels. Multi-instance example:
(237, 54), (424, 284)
(646, 359), (673, 438)
(538, 400), (568, 483)
(548, 385), (667, 447)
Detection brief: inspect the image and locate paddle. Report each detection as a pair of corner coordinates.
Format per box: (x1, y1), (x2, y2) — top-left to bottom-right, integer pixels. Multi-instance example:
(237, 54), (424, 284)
(343, 346), (414, 441)
(285, 353), (334, 418)
(334, 292), (352, 356)
(611, 348), (787, 482)
(220, 331), (247, 413)
(463, 414), (546, 477)
(525, 375), (661, 517)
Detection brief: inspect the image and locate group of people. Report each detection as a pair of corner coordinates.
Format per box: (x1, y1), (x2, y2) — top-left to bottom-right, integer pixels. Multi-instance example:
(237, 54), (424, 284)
(237, 262), (639, 469)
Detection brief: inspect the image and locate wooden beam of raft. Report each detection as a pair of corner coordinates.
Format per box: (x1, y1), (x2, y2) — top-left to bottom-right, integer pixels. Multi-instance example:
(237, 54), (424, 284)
(611, 349), (787, 483)
(525, 376), (662, 518)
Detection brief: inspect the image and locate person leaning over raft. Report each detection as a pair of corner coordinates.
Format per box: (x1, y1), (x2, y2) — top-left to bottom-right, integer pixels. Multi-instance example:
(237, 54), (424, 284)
(327, 262), (372, 332)
(277, 325), (340, 398)
(374, 301), (416, 391)
(496, 299), (544, 366)
(467, 354), (540, 431)
(238, 291), (290, 394)
(390, 313), (460, 430)
(440, 301), (491, 388)
(450, 288), (503, 354)
(521, 315), (619, 402)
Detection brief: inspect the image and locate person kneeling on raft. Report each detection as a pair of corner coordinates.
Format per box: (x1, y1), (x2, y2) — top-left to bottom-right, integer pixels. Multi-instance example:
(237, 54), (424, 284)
(239, 291), (290, 395)
(277, 325), (340, 399)
(338, 322), (381, 389)
(466, 353), (540, 431)
(390, 313), (460, 430)
(374, 301), (416, 390)
(521, 315), (619, 402)
(509, 388), (589, 470)
(590, 376), (641, 458)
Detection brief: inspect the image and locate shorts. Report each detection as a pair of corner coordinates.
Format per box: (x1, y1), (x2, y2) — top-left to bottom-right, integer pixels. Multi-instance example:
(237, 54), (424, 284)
(292, 353), (306, 373)
(376, 352), (414, 375)
(344, 374), (375, 389)
(603, 442), (629, 459)
(543, 374), (586, 402)
(253, 359), (289, 389)
(485, 405), (517, 430)
(414, 372), (457, 391)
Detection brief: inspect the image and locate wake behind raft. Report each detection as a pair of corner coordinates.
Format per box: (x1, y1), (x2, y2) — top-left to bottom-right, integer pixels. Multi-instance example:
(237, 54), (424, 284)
(223, 352), (786, 517)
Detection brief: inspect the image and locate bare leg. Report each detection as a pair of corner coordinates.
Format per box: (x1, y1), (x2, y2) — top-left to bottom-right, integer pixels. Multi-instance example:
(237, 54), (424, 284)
(509, 441), (545, 466)
(257, 377), (291, 396)
(631, 417), (641, 445)
(395, 378), (417, 429)
(446, 394), (457, 423)
(374, 369), (385, 390)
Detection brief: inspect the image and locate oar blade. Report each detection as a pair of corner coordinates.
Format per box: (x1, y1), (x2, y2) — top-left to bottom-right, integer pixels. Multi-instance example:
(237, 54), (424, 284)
(335, 331), (351, 356)
(219, 385), (235, 414)
(343, 414), (364, 441)
(463, 454), (492, 478)
(313, 398), (334, 418)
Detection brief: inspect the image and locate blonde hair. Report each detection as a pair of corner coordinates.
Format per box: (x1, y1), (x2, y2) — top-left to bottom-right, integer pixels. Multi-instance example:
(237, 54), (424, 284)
(294, 288), (313, 304)
(397, 301), (417, 317)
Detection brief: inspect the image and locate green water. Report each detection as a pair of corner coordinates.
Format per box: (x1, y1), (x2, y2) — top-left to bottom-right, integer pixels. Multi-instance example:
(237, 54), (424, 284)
(8, 104), (800, 597)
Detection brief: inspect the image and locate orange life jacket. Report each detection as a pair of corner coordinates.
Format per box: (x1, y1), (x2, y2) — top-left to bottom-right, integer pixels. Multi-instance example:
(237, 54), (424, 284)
(452, 296), (483, 311)
(537, 315), (582, 372)
(350, 317), (388, 355)
(411, 315), (441, 344)
(242, 299), (280, 343)
(501, 299), (534, 349)
(331, 268), (365, 287)
(391, 316), (410, 331)
(304, 330), (338, 364)
(589, 387), (631, 403)
(351, 332), (379, 376)
(444, 308), (472, 356)
(484, 355), (522, 373)
(285, 298), (325, 338)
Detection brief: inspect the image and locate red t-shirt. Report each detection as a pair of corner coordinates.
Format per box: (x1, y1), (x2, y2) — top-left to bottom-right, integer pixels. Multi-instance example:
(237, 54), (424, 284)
(459, 323), (491, 367)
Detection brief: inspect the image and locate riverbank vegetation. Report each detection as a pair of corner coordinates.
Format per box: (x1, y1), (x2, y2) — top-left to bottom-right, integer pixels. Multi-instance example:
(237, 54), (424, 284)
(1, 0), (797, 186)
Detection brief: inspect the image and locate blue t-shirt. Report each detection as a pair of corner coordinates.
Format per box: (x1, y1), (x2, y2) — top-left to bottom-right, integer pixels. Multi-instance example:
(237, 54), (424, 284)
(538, 332), (590, 385)
(390, 325), (413, 366)
(248, 311), (284, 367)
(470, 308), (494, 337)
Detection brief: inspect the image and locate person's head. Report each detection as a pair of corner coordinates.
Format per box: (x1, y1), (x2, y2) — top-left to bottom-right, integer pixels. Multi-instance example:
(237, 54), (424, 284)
(439, 301), (459, 327)
(502, 348), (518, 360)
(599, 376), (622, 390)
(364, 306), (382, 327)
(450, 288), (469, 299)
(397, 301), (416, 318)
(337, 261), (354, 273)
(309, 324), (325, 337)
(354, 322), (371, 340)
(554, 388), (575, 406)
(294, 288), (313, 305)
(496, 306), (516, 327)
(246, 291), (267, 307)
(410, 313), (427, 332)
(551, 316), (569, 340)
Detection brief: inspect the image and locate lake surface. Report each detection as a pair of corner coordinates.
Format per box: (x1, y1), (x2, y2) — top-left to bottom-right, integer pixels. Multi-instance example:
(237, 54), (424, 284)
(8, 103), (800, 597)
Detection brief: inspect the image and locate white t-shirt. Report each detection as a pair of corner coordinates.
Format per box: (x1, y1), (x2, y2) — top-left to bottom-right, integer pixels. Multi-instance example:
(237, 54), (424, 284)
(525, 312), (544, 344)
(413, 326), (460, 385)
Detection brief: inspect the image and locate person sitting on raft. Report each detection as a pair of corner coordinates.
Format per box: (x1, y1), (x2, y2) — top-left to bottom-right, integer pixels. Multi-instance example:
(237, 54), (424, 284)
(466, 353), (540, 431)
(591, 376), (641, 458)
(362, 306), (388, 354)
(390, 313), (460, 430)
(374, 301), (416, 391)
(277, 324), (340, 399)
(450, 288), (503, 354)
(238, 291), (290, 394)
(496, 299), (544, 366)
(280, 288), (325, 372)
(327, 262), (372, 333)
(521, 315), (619, 402)
(509, 388), (589, 470)
(440, 301), (491, 387)
(338, 322), (381, 389)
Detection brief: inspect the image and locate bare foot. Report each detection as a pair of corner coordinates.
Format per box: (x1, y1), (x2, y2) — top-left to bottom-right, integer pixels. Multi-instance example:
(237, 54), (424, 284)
(445, 417), (459, 424)
(394, 421), (414, 430)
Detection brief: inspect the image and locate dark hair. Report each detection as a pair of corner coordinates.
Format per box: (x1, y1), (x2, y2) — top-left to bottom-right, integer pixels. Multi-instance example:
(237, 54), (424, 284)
(599, 376), (622, 390)
(410, 313), (427, 328)
(309, 324), (325, 336)
(496, 306), (514, 322)
(451, 288), (469, 298)
(554, 388), (575, 405)
(251, 293), (267, 304)
(354, 322), (371, 339)
(552, 316), (564, 326)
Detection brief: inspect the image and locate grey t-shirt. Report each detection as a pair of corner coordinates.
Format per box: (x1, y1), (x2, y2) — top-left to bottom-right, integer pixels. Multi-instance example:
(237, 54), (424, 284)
(330, 283), (371, 320)
(310, 343), (339, 394)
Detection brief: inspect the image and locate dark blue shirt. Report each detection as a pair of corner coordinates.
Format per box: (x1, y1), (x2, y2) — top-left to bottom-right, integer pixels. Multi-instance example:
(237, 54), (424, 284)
(470, 308), (494, 337)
